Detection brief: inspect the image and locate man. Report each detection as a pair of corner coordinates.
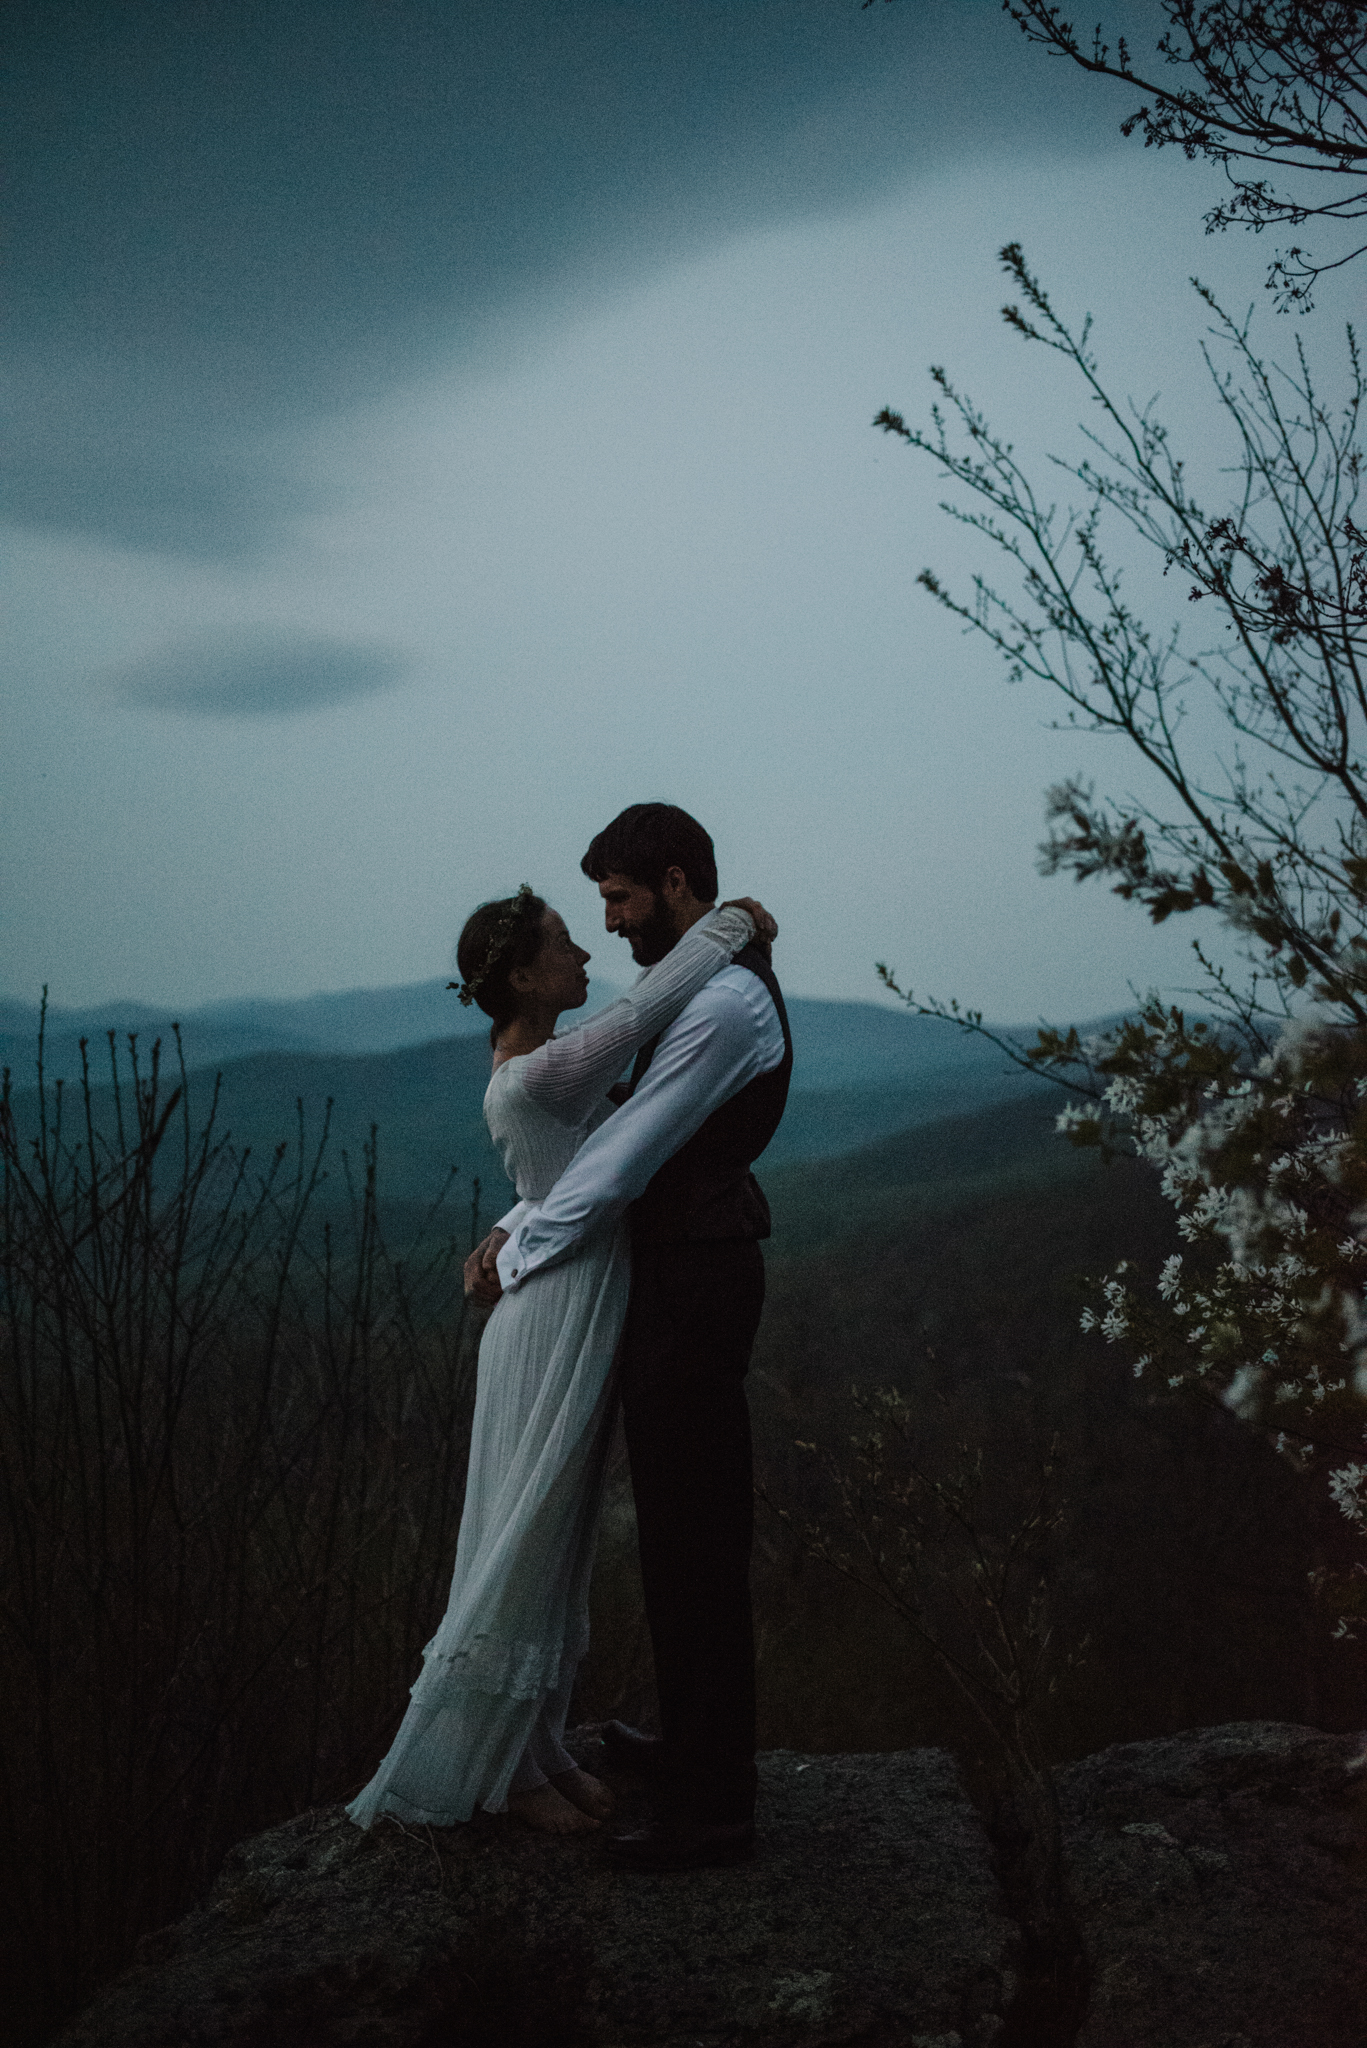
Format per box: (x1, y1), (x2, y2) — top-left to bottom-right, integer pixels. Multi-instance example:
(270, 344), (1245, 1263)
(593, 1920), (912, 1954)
(464, 802), (791, 1869)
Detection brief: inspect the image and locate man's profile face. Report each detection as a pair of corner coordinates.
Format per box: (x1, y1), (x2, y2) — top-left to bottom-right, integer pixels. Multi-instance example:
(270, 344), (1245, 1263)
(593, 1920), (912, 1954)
(597, 872), (677, 966)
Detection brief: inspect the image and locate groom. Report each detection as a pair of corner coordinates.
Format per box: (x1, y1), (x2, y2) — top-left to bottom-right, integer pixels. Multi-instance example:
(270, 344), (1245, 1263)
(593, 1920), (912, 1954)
(465, 802), (791, 1869)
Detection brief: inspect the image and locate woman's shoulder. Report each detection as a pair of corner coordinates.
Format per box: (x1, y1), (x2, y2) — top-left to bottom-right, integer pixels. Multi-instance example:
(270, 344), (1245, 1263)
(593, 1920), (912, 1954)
(483, 1054), (540, 1126)
(484, 1055), (527, 1098)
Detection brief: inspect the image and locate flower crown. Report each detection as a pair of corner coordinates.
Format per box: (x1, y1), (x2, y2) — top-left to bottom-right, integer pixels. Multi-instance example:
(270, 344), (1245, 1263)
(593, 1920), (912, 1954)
(449, 883), (538, 1006)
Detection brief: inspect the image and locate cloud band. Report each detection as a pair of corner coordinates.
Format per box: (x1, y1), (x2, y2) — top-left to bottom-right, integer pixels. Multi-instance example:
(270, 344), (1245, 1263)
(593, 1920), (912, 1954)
(108, 629), (412, 717)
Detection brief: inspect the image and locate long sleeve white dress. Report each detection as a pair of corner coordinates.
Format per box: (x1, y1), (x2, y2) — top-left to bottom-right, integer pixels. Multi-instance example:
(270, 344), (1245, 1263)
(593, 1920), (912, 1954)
(346, 904), (755, 1829)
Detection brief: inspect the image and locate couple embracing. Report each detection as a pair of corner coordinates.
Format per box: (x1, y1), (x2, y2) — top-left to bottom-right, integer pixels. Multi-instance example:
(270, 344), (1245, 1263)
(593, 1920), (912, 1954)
(347, 803), (792, 1870)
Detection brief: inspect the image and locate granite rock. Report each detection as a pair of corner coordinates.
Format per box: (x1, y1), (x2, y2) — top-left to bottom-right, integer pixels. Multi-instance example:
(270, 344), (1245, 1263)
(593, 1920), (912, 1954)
(56, 1720), (1367, 2047)
(55, 1738), (1019, 2047)
(1060, 1720), (1367, 2048)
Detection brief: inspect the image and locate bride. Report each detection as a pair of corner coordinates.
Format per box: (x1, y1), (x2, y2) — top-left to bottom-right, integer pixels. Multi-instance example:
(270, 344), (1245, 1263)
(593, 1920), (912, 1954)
(346, 881), (773, 1835)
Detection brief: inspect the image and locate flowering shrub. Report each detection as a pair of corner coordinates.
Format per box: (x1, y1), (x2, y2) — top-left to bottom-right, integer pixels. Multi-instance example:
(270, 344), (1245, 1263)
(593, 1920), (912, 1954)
(1059, 1002), (1367, 1632)
(877, 247), (1367, 1632)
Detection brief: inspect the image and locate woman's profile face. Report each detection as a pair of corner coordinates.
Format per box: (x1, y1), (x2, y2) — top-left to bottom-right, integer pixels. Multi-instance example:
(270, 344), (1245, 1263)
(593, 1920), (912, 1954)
(511, 909), (591, 1014)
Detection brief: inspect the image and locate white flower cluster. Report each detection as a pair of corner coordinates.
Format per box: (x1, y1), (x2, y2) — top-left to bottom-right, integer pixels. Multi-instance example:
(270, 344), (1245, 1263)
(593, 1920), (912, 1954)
(1079, 1273), (1131, 1343)
(1101, 1073), (1144, 1117)
(1328, 1462), (1367, 1532)
(1070, 1002), (1367, 1613)
(1132, 1074), (1333, 1268)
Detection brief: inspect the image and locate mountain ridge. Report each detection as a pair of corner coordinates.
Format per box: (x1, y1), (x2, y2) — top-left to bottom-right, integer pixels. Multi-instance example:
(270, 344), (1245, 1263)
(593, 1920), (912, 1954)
(0, 975), (1095, 1082)
(3, 983), (1065, 1219)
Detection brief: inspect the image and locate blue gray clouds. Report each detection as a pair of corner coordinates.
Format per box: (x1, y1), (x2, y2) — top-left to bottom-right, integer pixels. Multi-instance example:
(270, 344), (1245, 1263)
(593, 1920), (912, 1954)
(6, 1), (1343, 1019)
(107, 632), (413, 717)
(5, 0), (1113, 558)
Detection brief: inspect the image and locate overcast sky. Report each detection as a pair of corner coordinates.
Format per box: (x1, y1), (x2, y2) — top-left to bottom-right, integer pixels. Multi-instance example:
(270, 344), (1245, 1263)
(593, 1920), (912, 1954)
(5, 0), (1359, 1021)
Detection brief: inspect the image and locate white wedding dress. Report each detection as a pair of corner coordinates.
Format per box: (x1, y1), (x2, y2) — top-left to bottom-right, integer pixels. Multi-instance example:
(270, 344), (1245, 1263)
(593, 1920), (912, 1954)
(346, 904), (754, 1829)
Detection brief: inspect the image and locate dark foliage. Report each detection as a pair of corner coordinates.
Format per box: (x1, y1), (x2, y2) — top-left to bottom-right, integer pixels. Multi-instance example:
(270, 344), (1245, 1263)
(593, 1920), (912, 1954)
(0, 1012), (484, 2045)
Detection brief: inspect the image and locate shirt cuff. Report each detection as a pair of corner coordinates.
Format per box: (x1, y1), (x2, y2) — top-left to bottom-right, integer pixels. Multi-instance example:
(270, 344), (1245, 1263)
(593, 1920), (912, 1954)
(496, 1215), (537, 1292)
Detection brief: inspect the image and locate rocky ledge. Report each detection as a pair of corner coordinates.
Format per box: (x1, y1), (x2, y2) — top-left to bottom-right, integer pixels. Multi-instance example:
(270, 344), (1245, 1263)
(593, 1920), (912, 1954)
(55, 1722), (1367, 2048)
(1064, 1720), (1367, 2048)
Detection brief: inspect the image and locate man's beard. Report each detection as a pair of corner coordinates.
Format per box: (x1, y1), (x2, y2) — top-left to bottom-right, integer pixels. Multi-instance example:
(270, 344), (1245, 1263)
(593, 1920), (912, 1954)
(625, 893), (677, 965)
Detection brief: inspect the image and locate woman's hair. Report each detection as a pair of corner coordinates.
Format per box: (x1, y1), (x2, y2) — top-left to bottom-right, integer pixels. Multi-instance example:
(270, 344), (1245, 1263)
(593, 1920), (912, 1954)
(580, 802), (718, 902)
(455, 890), (548, 1046)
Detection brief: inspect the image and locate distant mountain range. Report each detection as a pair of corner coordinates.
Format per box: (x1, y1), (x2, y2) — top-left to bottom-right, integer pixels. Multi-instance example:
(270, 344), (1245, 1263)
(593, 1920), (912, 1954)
(0, 978), (537, 1076)
(2, 975), (1063, 1220)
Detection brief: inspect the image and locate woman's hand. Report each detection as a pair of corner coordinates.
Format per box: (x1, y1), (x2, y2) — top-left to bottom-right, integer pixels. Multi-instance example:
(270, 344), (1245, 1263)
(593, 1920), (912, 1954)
(721, 897), (778, 946)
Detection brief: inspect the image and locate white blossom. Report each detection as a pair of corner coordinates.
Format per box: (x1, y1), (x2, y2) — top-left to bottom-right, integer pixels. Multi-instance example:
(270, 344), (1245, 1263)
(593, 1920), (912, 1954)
(1102, 1075), (1143, 1116)
(1329, 1463), (1367, 1531)
(1222, 1364), (1265, 1419)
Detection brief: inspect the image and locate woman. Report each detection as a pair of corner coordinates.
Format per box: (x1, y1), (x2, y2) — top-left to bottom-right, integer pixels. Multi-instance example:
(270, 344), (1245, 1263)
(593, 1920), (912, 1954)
(347, 883), (772, 1835)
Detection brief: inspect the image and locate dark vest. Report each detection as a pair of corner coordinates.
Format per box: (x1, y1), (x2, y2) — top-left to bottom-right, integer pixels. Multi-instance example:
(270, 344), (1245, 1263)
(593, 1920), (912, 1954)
(626, 939), (793, 1247)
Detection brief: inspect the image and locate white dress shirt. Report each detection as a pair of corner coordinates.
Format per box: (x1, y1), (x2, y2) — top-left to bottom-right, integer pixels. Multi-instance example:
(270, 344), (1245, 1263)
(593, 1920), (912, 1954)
(496, 958), (785, 1292)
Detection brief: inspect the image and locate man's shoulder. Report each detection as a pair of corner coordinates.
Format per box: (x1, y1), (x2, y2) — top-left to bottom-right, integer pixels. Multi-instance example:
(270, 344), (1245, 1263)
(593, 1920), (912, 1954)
(713, 958), (778, 996)
(663, 963), (779, 1047)
(660, 968), (741, 1029)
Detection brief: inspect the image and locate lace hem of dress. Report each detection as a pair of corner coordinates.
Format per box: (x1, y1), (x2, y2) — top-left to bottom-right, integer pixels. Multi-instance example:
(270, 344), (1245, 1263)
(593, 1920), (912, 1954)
(411, 1619), (590, 1705)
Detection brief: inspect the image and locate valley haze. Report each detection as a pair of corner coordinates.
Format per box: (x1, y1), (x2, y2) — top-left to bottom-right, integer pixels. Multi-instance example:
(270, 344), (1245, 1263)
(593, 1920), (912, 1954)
(1, 978), (1058, 1212)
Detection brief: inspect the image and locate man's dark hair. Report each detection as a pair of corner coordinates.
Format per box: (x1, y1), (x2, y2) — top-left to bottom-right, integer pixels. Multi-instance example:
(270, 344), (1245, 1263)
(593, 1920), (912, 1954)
(580, 803), (718, 902)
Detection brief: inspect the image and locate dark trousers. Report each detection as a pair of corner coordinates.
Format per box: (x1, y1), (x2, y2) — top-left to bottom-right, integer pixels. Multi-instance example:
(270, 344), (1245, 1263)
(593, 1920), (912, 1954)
(619, 1238), (764, 1826)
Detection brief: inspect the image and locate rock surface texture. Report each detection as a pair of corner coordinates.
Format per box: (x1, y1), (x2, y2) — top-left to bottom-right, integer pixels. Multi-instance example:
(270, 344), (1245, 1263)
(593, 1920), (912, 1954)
(1059, 1720), (1367, 2048)
(54, 1739), (1018, 2047)
(54, 1722), (1367, 2048)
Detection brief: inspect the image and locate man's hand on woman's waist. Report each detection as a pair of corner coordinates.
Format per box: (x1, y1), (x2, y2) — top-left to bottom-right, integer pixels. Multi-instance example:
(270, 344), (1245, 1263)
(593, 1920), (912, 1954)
(463, 1228), (509, 1306)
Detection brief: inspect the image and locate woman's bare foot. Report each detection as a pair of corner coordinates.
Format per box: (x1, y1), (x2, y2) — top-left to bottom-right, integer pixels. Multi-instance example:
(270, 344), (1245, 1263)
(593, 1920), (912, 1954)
(507, 1782), (600, 1834)
(550, 1767), (615, 1820)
